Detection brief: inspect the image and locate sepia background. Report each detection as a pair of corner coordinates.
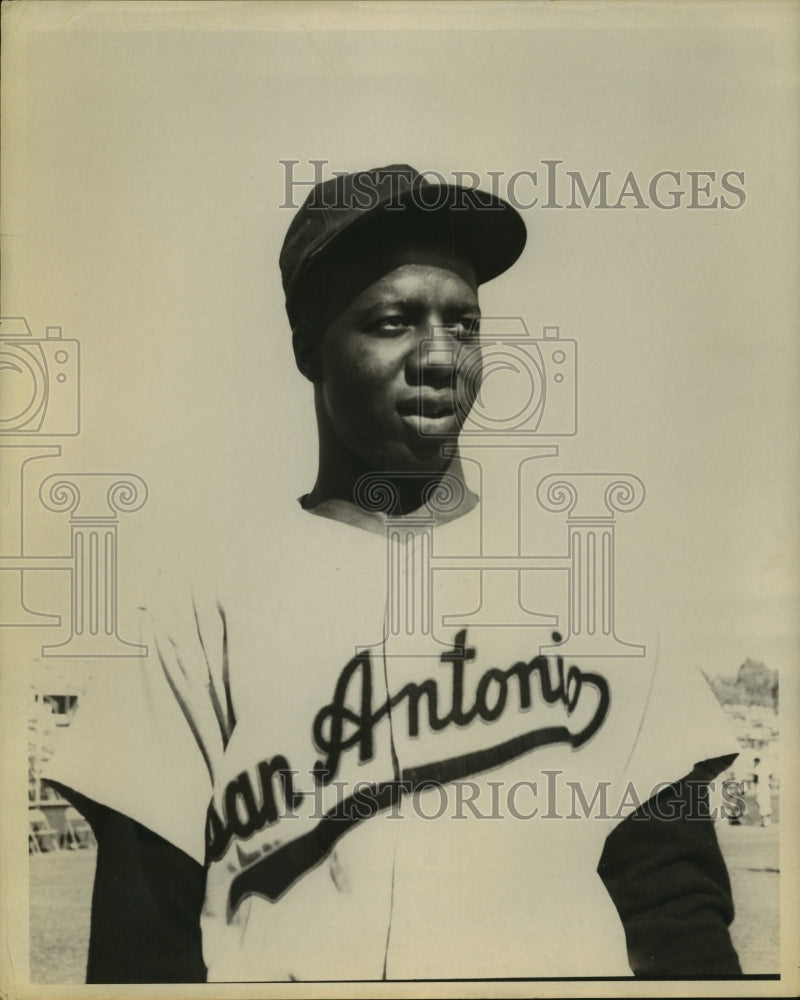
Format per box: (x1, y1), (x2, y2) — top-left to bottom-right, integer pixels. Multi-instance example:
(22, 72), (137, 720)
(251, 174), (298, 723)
(2, 1), (798, 997)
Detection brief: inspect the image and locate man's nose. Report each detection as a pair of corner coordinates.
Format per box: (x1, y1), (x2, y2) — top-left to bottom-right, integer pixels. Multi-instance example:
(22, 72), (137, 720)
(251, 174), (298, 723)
(407, 322), (467, 387)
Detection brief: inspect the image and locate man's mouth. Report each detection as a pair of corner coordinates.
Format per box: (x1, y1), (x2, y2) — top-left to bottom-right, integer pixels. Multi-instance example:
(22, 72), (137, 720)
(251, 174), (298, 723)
(397, 395), (456, 419)
(397, 396), (460, 438)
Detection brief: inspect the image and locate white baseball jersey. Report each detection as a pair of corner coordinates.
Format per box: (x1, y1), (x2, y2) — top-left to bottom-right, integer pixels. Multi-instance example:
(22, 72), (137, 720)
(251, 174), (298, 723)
(48, 498), (739, 981)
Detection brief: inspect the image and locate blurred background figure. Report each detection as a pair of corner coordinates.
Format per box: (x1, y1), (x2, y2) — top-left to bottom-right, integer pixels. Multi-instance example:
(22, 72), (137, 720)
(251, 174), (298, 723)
(752, 757), (773, 828)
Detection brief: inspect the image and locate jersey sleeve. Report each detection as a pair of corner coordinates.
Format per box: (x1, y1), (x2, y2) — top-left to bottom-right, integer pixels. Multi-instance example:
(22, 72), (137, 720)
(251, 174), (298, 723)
(44, 573), (231, 865)
(614, 654), (739, 819)
(597, 657), (742, 975)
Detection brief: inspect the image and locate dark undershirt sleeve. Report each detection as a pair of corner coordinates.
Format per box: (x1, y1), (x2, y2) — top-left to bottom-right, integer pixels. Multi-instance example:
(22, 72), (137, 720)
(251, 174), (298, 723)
(46, 782), (207, 984)
(597, 756), (742, 978)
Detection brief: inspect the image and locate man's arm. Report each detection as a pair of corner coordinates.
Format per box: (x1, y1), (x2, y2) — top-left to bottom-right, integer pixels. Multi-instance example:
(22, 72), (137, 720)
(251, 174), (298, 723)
(47, 783), (207, 984)
(597, 757), (742, 978)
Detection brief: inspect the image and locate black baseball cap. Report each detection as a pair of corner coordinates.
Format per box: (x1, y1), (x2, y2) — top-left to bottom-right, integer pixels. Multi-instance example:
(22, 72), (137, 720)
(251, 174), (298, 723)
(280, 164), (527, 327)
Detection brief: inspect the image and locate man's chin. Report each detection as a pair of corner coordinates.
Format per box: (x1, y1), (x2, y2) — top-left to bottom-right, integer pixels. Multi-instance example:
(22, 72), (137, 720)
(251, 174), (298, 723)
(403, 438), (458, 473)
(362, 443), (454, 480)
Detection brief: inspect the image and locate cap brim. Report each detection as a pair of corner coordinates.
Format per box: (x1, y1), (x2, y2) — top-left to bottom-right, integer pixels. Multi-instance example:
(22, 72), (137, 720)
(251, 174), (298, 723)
(394, 183), (528, 286)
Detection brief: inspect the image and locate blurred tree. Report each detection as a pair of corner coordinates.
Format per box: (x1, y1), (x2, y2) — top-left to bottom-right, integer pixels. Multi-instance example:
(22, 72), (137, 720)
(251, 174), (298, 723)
(737, 659), (778, 708)
(705, 659), (778, 710)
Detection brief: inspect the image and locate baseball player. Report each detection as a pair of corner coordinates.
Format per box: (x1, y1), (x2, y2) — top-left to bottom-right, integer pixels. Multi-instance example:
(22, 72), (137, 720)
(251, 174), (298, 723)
(46, 165), (742, 983)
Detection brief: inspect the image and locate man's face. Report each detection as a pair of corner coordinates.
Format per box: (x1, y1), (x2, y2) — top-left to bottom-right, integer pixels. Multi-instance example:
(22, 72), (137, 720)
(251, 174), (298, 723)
(315, 262), (482, 477)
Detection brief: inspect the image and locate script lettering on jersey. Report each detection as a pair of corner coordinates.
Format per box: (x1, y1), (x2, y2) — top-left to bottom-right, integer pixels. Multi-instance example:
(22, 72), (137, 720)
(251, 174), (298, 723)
(205, 756), (302, 857)
(208, 630), (610, 914)
(311, 629), (596, 785)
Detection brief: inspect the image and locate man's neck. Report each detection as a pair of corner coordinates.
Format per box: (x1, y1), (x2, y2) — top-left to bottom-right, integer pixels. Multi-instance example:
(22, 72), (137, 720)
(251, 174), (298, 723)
(302, 453), (479, 532)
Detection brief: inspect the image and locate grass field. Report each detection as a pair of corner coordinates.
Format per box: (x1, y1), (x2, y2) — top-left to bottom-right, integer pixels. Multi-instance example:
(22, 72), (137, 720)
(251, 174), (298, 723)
(717, 821), (780, 975)
(29, 819), (780, 984)
(30, 848), (95, 985)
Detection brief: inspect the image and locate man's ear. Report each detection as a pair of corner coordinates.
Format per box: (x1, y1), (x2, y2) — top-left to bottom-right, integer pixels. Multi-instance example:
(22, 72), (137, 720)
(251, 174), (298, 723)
(292, 324), (322, 383)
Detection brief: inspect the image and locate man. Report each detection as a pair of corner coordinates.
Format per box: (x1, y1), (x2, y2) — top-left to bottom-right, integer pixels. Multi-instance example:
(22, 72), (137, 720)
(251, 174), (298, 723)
(752, 757), (773, 827)
(47, 165), (742, 982)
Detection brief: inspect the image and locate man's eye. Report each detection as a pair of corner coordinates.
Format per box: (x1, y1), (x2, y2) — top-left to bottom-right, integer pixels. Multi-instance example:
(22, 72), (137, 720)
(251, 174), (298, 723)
(464, 318), (481, 338)
(369, 316), (409, 334)
(445, 319), (480, 340)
